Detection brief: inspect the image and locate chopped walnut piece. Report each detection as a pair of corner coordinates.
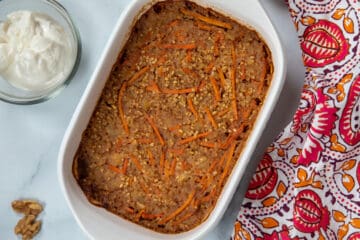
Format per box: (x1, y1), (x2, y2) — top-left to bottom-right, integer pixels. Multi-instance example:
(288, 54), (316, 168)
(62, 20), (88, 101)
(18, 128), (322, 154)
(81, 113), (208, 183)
(12, 199), (43, 240)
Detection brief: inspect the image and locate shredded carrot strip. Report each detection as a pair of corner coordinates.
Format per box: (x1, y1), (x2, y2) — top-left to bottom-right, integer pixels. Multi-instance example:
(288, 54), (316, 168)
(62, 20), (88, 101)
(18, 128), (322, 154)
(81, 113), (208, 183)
(136, 209), (145, 222)
(118, 82), (130, 135)
(170, 158), (177, 176)
(215, 107), (231, 117)
(168, 19), (179, 27)
(173, 211), (195, 225)
(178, 131), (211, 145)
(168, 124), (182, 132)
(217, 150), (229, 166)
(145, 114), (165, 146)
(186, 50), (192, 62)
(129, 154), (143, 171)
(108, 164), (122, 174)
(200, 141), (219, 148)
(168, 148), (185, 156)
(124, 207), (135, 214)
(218, 143), (236, 188)
(196, 21), (212, 31)
(159, 190), (196, 224)
(231, 44), (238, 120)
(187, 97), (199, 120)
(113, 138), (123, 152)
(205, 107), (218, 129)
(162, 87), (197, 94)
(205, 61), (215, 73)
(147, 150), (155, 166)
(208, 159), (218, 173)
(164, 159), (171, 177)
(160, 150), (166, 174)
(122, 158), (129, 175)
(181, 159), (190, 171)
(217, 68), (226, 88)
(182, 67), (197, 79)
(127, 66), (150, 85)
(160, 43), (196, 50)
(221, 125), (244, 149)
(146, 80), (161, 93)
(142, 212), (164, 220)
(209, 76), (221, 102)
(181, 8), (232, 29)
(197, 79), (206, 92)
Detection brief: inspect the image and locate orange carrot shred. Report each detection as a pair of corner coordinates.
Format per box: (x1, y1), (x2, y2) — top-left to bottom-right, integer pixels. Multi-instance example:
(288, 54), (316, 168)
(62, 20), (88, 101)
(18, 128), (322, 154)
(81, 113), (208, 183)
(161, 87), (197, 94)
(196, 21), (212, 31)
(209, 76), (221, 102)
(178, 131), (211, 145)
(218, 142), (236, 188)
(147, 150), (155, 166)
(230, 44), (238, 120)
(181, 8), (232, 29)
(124, 207), (135, 214)
(160, 149), (166, 174)
(145, 114), (165, 146)
(168, 124), (182, 132)
(187, 97), (199, 120)
(142, 212), (164, 220)
(160, 43), (196, 50)
(221, 124), (245, 149)
(136, 209), (145, 222)
(159, 190), (196, 224)
(200, 141), (219, 148)
(196, 80), (206, 93)
(205, 61), (215, 73)
(146, 80), (161, 93)
(108, 164), (122, 174)
(122, 158), (129, 175)
(208, 159), (218, 173)
(127, 66), (150, 85)
(136, 138), (154, 144)
(168, 148), (185, 156)
(129, 154), (143, 171)
(170, 158), (177, 176)
(186, 50), (192, 62)
(205, 107), (218, 129)
(118, 82), (130, 135)
(173, 210), (196, 226)
(168, 19), (180, 27)
(217, 68), (226, 88)
(215, 107), (231, 117)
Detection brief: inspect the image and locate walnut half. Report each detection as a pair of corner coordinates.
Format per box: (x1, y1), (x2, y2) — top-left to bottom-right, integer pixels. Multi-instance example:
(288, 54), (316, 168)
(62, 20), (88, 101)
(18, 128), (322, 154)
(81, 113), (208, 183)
(12, 199), (43, 240)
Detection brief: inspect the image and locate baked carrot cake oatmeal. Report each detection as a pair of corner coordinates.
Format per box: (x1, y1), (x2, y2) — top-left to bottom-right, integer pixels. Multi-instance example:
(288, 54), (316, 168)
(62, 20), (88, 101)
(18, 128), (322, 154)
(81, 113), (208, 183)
(73, 0), (273, 233)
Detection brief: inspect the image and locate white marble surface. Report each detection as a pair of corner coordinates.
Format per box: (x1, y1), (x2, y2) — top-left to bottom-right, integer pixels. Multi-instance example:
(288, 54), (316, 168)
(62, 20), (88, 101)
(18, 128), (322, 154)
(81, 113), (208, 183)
(0, 1), (305, 239)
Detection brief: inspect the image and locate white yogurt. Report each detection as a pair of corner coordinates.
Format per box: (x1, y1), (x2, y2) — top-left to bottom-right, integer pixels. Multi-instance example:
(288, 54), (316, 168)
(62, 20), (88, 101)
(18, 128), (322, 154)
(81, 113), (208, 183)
(0, 11), (75, 91)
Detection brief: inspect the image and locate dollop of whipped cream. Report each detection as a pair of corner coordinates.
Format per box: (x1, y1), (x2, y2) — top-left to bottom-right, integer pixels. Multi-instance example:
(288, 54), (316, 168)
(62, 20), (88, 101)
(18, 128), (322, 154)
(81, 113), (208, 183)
(0, 11), (75, 91)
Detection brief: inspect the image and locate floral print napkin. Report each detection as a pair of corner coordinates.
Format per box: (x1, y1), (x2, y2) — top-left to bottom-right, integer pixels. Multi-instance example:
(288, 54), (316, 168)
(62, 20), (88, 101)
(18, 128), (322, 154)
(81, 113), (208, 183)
(232, 0), (360, 239)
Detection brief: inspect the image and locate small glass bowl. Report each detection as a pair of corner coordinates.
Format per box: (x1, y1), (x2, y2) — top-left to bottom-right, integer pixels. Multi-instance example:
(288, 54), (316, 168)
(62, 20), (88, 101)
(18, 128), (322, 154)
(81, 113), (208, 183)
(0, 0), (81, 104)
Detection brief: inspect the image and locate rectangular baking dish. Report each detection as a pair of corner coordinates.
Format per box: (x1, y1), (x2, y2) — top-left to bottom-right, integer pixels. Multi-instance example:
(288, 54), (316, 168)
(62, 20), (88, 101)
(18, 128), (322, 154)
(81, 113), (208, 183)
(58, 0), (286, 239)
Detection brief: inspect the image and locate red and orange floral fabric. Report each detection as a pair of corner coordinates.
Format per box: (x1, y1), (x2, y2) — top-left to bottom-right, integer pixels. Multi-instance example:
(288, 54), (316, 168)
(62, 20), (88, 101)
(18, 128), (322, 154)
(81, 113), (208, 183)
(233, 0), (360, 239)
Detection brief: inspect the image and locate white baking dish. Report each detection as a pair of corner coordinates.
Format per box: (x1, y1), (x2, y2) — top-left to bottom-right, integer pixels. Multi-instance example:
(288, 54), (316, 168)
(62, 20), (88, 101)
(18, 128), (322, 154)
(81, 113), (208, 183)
(58, 0), (286, 239)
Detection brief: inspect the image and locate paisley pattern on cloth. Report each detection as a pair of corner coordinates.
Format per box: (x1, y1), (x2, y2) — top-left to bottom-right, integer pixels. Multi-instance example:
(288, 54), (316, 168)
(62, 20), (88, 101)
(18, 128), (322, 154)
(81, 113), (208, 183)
(232, 0), (360, 239)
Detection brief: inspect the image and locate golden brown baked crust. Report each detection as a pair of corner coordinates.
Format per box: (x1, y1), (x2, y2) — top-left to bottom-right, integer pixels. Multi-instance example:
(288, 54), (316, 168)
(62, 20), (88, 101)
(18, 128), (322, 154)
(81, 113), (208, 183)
(73, 0), (273, 233)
